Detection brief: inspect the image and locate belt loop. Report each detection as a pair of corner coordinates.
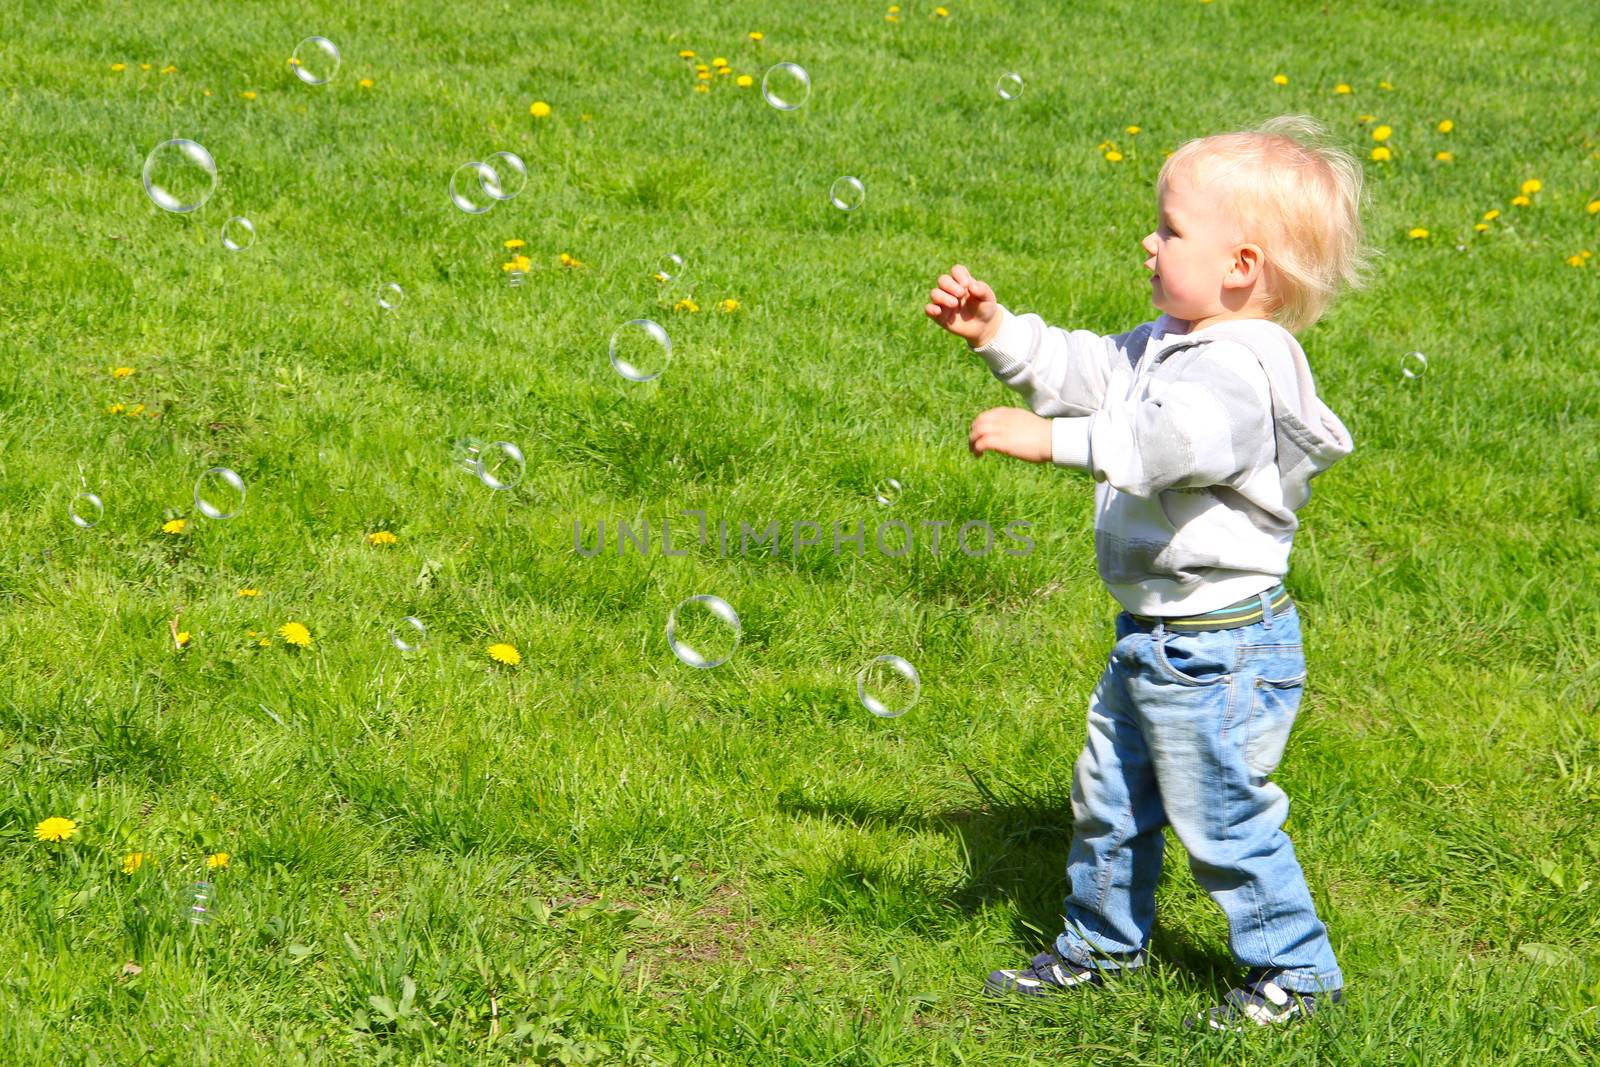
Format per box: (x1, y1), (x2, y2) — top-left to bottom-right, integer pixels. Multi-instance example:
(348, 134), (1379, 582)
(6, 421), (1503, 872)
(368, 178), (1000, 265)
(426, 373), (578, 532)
(1260, 590), (1274, 630)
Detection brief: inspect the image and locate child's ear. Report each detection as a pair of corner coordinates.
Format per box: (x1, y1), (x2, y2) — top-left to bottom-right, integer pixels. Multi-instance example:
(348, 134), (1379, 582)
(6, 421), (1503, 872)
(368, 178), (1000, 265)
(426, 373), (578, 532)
(1228, 243), (1265, 287)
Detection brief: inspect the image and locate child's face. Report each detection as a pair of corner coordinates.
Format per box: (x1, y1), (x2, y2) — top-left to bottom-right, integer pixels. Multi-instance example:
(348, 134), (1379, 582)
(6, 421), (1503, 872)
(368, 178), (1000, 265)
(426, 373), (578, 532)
(1141, 171), (1256, 325)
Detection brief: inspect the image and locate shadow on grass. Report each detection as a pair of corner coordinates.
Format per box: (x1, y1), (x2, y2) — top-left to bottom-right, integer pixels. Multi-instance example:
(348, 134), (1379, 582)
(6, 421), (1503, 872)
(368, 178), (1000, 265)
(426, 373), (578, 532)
(777, 766), (1237, 991)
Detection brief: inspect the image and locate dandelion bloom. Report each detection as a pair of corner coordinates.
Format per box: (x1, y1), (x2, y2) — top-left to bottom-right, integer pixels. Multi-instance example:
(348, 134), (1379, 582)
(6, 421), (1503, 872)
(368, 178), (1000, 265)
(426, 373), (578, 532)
(503, 238), (526, 250)
(696, 70), (712, 81)
(175, 631), (191, 648)
(121, 852), (147, 874)
(111, 63), (127, 72)
(1272, 74), (1288, 86)
(1566, 254), (1585, 267)
(720, 299), (741, 313)
(1588, 201), (1600, 215)
(1378, 80), (1393, 90)
(1357, 114), (1376, 124)
(207, 852), (230, 870)
(1125, 125), (1141, 135)
(113, 366), (135, 378)
(35, 817), (78, 842)
(1371, 125), (1391, 142)
(488, 642), (521, 666)
(359, 78), (374, 89)
(126, 403), (144, 417)
(712, 56), (727, 67)
(106, 403), (125, 415)
(559, 252), (584, 268)
(367, 530), (397, 546)
(1483, 209), (1500, 221)
(1334, 84), (1351, 94)
(1371, 146), (1392, 162)
(160, 65), (176, 75)
(1438, 119), (1454, 133)
(1510, 195), (1531, 207)
(529, 101), (552, 118)
(1474, 223), (1489, 233)
(258, 638), (270, 647)
(238, 588), (259, 597)
(278, 622), (312, 647)
(1520, 179), (1541, 195)
(241, 91), (257, 100)
(679, 50), (696, 59)
(934, 6), (949, 15)
(748, 31), (764, 41)
(1408, 228), (1429, 239)
(736, 75), (753, 88)
(162, 518), (187, 534)
(1435, 151), (1453, 162)
(885, 13), (899, 21)
(141, 64), (151, 71)
(674, 298), (701, 313)
(694, 83), (710, 94)
(513, 254), (532, 270)
(1105, 150), (1124, 163)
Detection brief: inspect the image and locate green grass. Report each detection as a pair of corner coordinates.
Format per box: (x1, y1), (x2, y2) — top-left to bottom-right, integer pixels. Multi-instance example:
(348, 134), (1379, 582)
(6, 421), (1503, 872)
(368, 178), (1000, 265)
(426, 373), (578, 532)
(2, 0), (1598, 1062)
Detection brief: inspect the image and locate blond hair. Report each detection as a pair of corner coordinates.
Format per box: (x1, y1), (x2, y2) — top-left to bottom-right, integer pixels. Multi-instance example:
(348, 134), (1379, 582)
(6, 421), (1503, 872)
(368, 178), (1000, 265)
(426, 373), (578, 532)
(1158, 115), (1379, 333)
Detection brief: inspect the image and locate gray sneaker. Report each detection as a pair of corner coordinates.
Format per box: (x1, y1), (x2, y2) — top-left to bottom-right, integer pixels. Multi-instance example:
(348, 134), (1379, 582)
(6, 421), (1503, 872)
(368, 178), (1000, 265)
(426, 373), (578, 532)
(983, 947), (1105, 998)
(1184, 968), (1344, 1031)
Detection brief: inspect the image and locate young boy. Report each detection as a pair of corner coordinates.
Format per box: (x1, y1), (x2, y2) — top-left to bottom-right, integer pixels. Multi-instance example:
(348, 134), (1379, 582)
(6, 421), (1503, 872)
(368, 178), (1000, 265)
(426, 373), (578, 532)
(925, 115), (1373, 1031)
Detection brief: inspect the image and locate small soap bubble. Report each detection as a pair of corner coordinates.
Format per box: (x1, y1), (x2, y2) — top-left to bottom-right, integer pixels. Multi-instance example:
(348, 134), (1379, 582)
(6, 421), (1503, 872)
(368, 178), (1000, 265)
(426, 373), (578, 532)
(389, 616), (427, 652)
(655, 253), (686, 283)
(183, 881), (214, 926)
(476, 441), (525, 491)
(194, 466), (246, 520)
(70, 491), (104, 529)
(481, 151), (527, 200)
(609, 318), (672, 383)
(142, 139), (217, 213)
(667, 594), (741, 669)
(290, 36), (341, 85)
(857, 654), (921, 718)
(452, 436), (486, 476)
(873, 477), (903, 507)
(829, 175), (866, 212)
(449, 161), (499, 214)
(220, 216), (255, 252)
(762, 62), (811, 110)
(1401, 351), (1428, 379)
(996, 72), (1025, 100)
(376, 281), (404, 309)
(506, 270), (526, 288)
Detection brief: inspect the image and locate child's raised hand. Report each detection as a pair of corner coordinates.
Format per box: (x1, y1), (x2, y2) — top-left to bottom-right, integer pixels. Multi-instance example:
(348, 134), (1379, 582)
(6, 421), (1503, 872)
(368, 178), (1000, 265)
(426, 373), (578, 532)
(925, 263), (1000, 348)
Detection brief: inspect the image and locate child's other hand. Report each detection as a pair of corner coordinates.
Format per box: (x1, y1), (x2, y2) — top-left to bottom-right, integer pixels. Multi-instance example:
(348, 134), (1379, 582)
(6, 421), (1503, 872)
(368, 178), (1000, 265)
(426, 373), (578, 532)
(969, 407), (1052, 463)
(925, 263), (1000, 348)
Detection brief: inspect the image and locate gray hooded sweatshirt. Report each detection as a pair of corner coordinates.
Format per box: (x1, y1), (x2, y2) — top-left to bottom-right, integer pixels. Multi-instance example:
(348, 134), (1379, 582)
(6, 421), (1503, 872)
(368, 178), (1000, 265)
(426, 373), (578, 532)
(973, 306), (1354, 616)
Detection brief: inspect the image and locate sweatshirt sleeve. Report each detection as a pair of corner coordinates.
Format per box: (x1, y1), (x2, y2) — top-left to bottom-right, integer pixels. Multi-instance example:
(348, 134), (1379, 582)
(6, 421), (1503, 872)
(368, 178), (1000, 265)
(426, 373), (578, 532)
(970, 306), (1120, 417)
(1051, 339), (1273, 497)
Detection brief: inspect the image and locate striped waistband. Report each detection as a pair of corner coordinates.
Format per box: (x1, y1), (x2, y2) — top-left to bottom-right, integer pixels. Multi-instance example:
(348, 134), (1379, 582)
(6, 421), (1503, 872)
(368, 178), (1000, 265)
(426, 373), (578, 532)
(1126, 583), (1292, 633)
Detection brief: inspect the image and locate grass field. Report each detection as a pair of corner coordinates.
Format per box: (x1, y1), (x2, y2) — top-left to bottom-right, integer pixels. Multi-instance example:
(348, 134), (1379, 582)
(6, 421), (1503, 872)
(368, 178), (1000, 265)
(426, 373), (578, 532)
(3, 0), (1599, 1062)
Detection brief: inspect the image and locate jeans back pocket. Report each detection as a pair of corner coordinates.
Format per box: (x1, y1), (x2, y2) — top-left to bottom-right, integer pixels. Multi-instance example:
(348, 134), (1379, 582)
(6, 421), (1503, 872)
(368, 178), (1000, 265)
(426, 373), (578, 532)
(1245, 672), (1305, 778)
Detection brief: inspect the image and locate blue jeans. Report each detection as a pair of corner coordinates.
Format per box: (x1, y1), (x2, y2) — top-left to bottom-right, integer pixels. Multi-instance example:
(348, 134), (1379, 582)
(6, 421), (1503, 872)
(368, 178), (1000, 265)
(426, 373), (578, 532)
(1053, 592), (1344, 994)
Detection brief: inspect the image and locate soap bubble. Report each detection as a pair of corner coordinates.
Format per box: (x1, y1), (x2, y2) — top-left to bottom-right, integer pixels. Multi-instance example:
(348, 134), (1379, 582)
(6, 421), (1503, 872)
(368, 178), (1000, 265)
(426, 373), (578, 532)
(452, 436), (486, 476)
(389, 616), (427, 652)
(655, 253), (686, 283)
(183, 881), (214, 926)
(873, 477), (903, 506)
(996, 72), (1024, 100)
(506, 270), (526, 288)
(450, 161), (498, 214)
(290, 36), (341, 85)
(857, 654), (921, 718)
(609, 318), (672, 383)
(220, 216), (255, 252)
(194, 467), (246, 520)
(829, 175), (865, 212)
(1401, 351), (1428, 379)
(475, 441), (525, 491)
(762, 62), (811, 110)
(70, 491), (104, 529)
(482, 151), (527, 200)
(667, 594), (741, 669)
(376, 281), (404, 309)
(142, 139), (217, 213)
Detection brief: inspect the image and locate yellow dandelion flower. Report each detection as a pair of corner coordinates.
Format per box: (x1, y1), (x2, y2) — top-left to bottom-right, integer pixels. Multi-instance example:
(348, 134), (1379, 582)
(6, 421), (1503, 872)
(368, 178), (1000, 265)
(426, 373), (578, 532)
(1357, 114), (1376, 124)
(359, 78), (374, 89)
(207, 852), (230, 870)
(888, 4), (901, 11)
(248, 630), (258, 637)
(162, 518), (187, 534)
(514, 254), (532, 270)
(121, 852), (147, 874)
(175, 631), (191, 648)
(1105, 150), (1124, 162)
(712, 57), (727, 67)
(1438, 119), (1454, 133)
(885, 13), (899, 21)
(278, 621), (312, 647)
(106, 402), (125, 415)
(488, 642), (521, 666)
(140, 63), (151, 71)
(736, 75), (753, 88)
(679, 50), (697, 59)
(529, 100), (552, 118)
(1483, 209), (1500, 221)
(1584, 250), (1594, 259)
(241, 90), (257, 100)
(674, 298), (700, 313)
(238, 588), (260, 597)
(1335, 83), (1351, 94)
(35, 817), (78, 842)
(748, 32), (764, 41)
(717, 67), (732, 76)
(367, 530), (397, 545)
(696, 70), (712, 81)
(1520, 179), (1542, 195)
(1378, 80), (1393, 90)
(1435, 151), (1454, 162)
(1371, 146), (1392, 162)
(1125, 125), (1141, 135)
(559, 252), (584, 268)
(111, 63), (127, 72)
(112, 366), (134, 378)
(504, 238), (526, 249)
(287, 57), (300, 67)
(695, 64), (708, 72)
(1566, 254), (1585, 267)
(125, 403), (144, 417)
(1474, 223), (1489, 233)
(1586, 200), (1600, 214)
(1408, 228), (1429, 239)
(694, 83), (710, 94)
(1272, 74), (1288, 86)
(259, 638), (270, 647)
(160, 65), (176, 75)
(1511, 195), (1531, 207)
(203, 89), (211, 97)
(1372, 125), (1391, 142)
(934, 6), (949, 16)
